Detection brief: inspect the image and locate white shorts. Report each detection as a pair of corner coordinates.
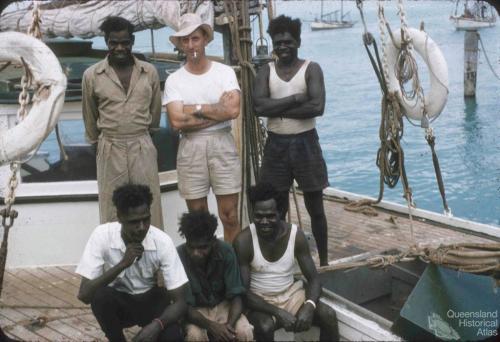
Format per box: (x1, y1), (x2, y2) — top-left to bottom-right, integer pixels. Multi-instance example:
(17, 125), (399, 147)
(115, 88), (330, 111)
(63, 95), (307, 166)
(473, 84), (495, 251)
(177, 128), (241, 200)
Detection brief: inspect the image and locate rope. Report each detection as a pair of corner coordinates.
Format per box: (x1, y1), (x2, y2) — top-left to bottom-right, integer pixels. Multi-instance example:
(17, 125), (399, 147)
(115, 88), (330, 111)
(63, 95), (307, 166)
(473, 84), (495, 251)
(351, 1), (417, 242)
(223, 1), (266, 226)
(356, 1), (450, 233)
(318, 243), (500, 279)
(344, 199), (378, 217)
(27, 2), (42, 39)
(0, 61), (12, 74)
(478, 32), (500, 80)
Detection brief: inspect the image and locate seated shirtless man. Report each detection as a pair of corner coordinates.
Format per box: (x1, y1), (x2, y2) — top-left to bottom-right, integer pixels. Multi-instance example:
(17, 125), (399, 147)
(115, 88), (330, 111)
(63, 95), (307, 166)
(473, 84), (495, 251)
(233, 183), (339, 341)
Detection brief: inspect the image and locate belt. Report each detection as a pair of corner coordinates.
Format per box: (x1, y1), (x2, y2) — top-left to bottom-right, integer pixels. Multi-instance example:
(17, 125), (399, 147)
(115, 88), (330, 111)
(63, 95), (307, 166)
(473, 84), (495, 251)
(181, 126), (231, 138)
(99, 131), (149, 141)
(267, 128), (317, 139)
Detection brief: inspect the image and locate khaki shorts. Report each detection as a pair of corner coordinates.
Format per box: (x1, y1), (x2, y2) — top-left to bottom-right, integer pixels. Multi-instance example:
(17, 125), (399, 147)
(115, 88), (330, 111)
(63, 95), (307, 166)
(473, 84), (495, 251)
(177, 128), (241, 200)
(258, 280), (306, 319)
(184, 300), (253, 341)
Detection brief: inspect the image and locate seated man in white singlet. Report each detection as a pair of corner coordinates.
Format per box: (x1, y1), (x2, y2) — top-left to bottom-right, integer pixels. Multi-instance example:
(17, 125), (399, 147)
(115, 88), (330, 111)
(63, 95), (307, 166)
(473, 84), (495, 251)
(233, 183), (338, 342)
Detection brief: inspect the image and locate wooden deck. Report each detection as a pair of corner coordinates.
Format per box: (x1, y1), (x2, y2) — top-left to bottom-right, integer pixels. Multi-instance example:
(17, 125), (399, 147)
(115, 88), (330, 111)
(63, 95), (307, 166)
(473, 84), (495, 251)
(290, 193), (497, 262)
(1, 194), (497, 341)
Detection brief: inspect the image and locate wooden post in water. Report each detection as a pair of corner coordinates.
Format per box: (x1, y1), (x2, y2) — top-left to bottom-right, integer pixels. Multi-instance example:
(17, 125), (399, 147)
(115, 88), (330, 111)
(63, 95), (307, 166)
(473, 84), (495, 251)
(464, 30), (479, 97)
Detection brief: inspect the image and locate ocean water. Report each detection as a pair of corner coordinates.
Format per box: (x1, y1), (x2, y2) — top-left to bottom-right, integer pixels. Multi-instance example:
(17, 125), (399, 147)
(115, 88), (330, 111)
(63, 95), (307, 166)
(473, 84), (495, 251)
(88, 1), (500, 226)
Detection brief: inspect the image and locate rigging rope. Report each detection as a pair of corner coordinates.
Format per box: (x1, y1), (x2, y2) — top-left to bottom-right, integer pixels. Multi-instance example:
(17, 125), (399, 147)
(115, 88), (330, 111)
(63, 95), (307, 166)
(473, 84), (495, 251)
(354, 0), (451, 231)
(223, 1), (266, 225)
(354, 1), (415, 235)
(478, 32), (500, 80)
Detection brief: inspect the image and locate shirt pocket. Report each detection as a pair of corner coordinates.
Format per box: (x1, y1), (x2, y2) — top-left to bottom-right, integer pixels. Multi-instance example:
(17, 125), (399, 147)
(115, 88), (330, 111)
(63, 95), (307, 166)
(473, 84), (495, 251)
(138, 265), (156, 280)
(130, 77), (153, 114)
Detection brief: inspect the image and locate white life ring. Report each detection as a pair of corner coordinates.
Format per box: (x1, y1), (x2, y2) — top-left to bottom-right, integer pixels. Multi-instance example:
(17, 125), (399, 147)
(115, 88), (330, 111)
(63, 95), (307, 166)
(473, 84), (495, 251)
(0, 31), (66, 166)
(385, 27), (448, 121)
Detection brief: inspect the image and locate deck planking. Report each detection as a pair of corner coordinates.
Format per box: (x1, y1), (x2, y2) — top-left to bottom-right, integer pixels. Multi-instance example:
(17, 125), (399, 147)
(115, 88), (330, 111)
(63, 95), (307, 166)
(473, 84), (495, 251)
(1, 195), (497, 341)
(289, 193), (495, 262)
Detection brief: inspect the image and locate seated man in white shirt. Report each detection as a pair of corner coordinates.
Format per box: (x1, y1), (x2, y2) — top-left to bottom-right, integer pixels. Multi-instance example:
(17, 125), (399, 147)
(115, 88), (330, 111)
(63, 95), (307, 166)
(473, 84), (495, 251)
(76, 184), (189, 342)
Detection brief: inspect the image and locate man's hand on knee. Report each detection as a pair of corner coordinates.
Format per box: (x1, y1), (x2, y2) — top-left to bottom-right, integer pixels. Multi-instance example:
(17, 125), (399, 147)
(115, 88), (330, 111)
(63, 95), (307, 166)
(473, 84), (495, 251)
(207, 321), (237, 342)
(275, 308), (297, 331)
(132, 320), (162, 342)
(294, 303), (315, 332)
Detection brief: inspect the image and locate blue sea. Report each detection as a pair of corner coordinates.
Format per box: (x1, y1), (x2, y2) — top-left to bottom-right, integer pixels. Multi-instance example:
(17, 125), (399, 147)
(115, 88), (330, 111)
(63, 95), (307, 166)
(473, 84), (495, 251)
(86, 1), (500, 226)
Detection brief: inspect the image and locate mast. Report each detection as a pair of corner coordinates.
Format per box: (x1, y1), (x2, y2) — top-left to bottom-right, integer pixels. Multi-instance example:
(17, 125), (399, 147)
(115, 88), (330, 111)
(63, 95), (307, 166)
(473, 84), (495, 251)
(321, 0), (324, 20)
(341, 0), (344, 21)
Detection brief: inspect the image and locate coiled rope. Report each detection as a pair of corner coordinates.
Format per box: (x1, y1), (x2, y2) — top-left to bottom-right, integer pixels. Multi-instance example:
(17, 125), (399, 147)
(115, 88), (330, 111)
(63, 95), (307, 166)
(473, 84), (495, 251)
(353, 0), (451, 223)
(351, 1), (415, 235)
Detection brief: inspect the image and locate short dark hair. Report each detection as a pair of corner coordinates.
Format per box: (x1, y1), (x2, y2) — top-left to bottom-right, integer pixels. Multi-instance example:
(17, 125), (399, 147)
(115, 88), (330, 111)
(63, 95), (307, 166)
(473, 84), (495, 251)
(178, 210), (218, 241)
(247, 182), (279, 205)
(267, 15), (301, 43)
(112, 184), (152, 214)
(99, 16), (135, 41)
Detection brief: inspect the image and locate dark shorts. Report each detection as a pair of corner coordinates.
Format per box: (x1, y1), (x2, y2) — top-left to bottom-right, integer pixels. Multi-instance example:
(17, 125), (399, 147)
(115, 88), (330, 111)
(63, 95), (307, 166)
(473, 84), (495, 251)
(260, 128), (329, 192)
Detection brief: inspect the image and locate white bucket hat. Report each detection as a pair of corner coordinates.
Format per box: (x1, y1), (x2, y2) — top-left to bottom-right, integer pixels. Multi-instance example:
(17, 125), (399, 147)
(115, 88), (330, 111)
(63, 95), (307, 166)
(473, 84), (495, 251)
(170, 13), (214, 49)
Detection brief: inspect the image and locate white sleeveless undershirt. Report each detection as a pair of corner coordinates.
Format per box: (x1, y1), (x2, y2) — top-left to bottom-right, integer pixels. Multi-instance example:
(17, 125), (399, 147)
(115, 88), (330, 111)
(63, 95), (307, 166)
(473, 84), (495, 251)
(267, 60), (316, 134)
(249, 223), (297, 296)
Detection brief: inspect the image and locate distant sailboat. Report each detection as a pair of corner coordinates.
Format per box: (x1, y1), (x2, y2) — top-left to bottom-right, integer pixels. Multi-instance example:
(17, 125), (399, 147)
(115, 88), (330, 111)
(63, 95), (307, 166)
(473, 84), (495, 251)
(450, 0), (496, 30)
(311, 0), (355, 31)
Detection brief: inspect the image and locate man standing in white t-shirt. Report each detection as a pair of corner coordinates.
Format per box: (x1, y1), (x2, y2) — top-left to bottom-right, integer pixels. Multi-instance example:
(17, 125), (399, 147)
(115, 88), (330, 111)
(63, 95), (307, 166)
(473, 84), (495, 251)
(76, 184), (188, 342)
(163, 13), (241, 243)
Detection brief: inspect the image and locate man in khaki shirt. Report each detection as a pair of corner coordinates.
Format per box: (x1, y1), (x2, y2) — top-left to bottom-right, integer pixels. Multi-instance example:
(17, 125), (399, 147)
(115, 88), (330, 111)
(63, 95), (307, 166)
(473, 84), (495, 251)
(82, 16), (163, 228)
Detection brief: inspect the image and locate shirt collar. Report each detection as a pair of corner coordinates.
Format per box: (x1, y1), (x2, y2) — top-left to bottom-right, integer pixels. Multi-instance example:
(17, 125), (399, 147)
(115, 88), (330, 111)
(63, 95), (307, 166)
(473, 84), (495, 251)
(182, 240), (224, 273)
(109, 224), (157, 252)
(96, 55), (147, 74)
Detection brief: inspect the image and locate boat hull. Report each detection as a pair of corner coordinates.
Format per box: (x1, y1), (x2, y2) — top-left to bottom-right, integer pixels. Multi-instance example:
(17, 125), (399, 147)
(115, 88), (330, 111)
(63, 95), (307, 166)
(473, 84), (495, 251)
(450, 16), (496, 30)
(311, 21), (354, 30)
(3, 180), (221, 268)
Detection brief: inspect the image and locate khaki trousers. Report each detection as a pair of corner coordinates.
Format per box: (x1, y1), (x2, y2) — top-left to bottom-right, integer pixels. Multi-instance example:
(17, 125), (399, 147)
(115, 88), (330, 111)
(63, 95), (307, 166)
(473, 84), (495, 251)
(185, 300), (253, 341)
(97, 133), (163, 228)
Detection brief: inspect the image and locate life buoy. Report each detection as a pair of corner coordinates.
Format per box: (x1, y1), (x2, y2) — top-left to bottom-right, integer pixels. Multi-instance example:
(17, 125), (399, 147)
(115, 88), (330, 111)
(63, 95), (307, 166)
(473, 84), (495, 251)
(0, 31), (66, 166)
(385, 27), (448, 121)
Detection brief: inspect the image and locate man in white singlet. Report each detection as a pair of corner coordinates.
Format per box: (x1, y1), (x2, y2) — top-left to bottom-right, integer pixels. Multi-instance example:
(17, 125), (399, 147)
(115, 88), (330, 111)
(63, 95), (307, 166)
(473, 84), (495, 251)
(253, 15), (330, 266)
(233, 183), (338, 342)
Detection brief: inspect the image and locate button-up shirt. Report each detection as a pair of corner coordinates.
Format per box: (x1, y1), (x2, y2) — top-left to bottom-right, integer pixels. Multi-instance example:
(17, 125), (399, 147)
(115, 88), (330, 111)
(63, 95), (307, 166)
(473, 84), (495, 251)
(177, 240), (245, 308)
(76, 222), (188, 294)
(82, 56), (161, 143)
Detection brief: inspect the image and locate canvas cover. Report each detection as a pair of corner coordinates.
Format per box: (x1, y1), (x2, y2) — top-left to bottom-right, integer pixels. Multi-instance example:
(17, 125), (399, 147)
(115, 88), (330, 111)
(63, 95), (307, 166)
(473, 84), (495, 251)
(0, 0), (213, 39)
(392, 264), (499, 341)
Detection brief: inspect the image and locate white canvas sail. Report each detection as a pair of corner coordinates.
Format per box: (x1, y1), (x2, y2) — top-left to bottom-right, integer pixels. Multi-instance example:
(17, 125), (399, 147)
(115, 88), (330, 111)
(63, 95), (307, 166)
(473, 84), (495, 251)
(0, 0), (213, 38)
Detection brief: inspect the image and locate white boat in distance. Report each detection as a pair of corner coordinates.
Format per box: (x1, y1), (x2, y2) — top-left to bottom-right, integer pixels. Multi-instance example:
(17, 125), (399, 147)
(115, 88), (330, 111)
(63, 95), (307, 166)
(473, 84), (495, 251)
(450, 0), (497, 30)
(311, 0), (355, 31)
